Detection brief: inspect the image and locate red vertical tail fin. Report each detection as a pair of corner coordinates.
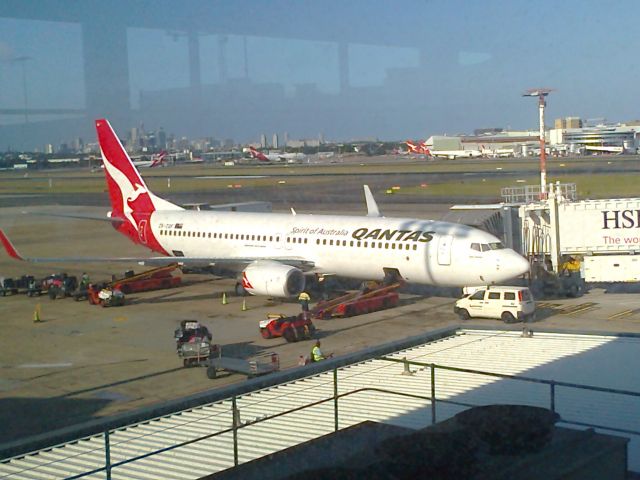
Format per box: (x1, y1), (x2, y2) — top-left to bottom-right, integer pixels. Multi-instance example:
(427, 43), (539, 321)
(95, 119), (180, 251)
(95, 119), (155, 222)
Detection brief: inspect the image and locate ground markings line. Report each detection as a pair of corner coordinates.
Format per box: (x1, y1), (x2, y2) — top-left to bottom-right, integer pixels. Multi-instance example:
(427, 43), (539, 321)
(608, 308), (640, 321)
(560, 302), (599, 315)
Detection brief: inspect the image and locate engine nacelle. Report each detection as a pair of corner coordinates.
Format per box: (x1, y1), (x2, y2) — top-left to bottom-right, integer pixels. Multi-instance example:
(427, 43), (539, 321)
(241, 260), (305, 297)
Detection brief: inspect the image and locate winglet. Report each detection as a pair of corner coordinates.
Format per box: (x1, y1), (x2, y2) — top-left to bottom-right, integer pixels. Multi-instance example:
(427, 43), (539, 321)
(0, 229), (25, 260)
(363, 185), (381, 217)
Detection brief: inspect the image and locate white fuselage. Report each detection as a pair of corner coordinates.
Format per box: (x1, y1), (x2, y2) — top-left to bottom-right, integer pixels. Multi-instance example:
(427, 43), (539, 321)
(149, 210), (529, 287)
(430, 149), (483, 159)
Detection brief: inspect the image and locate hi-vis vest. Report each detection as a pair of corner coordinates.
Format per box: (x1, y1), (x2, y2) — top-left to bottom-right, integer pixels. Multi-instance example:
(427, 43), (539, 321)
(311, 345), (323, 362)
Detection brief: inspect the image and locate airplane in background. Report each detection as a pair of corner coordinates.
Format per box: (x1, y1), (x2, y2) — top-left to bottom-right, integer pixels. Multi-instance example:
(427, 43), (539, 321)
(405, 140), (429, 155)
(131, 151), (167, 168)
(584, 145), (624, 154)
(247, 146), (305, 163)
(482, 148), (515, 158)
(0, 119), (530, 298)
(426, 148), (483, 160)
(404, 141), (482, 159)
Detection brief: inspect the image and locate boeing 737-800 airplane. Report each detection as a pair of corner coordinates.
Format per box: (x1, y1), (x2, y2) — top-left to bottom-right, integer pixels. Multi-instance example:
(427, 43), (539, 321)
(0, 119), (529, 298)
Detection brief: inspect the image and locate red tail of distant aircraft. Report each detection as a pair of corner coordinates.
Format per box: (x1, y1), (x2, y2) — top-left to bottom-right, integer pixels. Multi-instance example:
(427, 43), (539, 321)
(405, 140), (430, 155)
(150, 150), (167, 167)
(248, 147), (270, 162)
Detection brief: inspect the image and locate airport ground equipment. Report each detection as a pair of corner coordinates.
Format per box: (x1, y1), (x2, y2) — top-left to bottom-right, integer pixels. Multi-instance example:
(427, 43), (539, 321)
(312, 281), (402, 319)
(15, 275), (44, 296)
(259, 312), (316, 342)
(206, 351), (280, 379)
(42, 273), (77, 299)
(175, 320), (217, 367)
(87, 285), (125, 307)
(110, 264), (181, 294)
(0, 277), (18, 296)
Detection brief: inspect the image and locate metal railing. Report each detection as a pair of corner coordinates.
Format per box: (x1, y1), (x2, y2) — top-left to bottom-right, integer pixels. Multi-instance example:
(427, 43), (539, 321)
(501, 183), (577, 203)
(3, 358), (640, 480)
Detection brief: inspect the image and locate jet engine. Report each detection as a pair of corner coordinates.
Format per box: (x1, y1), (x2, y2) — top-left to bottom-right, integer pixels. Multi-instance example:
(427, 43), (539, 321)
(240, 260), (305, 297)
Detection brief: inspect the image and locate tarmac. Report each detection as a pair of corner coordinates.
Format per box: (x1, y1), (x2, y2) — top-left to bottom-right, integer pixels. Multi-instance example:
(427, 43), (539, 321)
(2, 178), (640, 451)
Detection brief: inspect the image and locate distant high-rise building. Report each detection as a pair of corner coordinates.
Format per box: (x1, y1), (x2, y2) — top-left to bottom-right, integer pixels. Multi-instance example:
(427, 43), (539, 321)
(44, 144), (54, 154)
(260, 134), (267, 148)
(318, 133), (324, 144)
(272, 133), (279, 149)
(71, 137), (84, 152)
(566, 117), (583, 129)
(157, 128), (167, 149)
(555, 117), (583, 129)
(284, 132), (289, 148)
(130, 127), (139, 150)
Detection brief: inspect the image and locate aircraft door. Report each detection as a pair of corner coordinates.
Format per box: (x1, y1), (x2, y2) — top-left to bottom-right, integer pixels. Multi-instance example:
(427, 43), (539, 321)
(280, 231), (292, 250)
(437, 235), (452, 265)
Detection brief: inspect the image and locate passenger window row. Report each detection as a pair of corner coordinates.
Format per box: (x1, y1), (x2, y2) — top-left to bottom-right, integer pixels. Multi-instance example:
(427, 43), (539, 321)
(158, 229), (418, 251)
(160, 230), (280, 242)
(315, 238), (417, 250)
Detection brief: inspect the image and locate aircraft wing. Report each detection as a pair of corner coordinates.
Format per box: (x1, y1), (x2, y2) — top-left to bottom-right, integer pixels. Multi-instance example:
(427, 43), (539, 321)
(0, 229), (315, 270)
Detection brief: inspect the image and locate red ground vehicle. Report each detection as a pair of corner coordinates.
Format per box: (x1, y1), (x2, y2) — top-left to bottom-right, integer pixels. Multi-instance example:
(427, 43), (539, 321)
(87, 285), (125, 307)
(259, 312), (316, 342)
(112, 264), (181, 294)
(312, 281), (402, 319)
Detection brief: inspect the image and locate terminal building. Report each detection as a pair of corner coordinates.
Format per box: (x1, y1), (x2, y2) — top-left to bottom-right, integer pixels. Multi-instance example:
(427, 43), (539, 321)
(549, 123), (639, 154)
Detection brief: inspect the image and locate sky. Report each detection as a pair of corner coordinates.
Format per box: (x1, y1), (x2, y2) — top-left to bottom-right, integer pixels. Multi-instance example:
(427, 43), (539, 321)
(0, 0), (639, 149)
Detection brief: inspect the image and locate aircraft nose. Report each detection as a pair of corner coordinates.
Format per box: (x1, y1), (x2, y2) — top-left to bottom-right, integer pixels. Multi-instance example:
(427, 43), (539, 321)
(508, 252), (530, 278)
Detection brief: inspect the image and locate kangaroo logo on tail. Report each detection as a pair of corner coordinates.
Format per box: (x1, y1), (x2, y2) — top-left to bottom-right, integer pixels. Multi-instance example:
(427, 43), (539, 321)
(95, 119), (156, 233)
(95, 119), (180, 254)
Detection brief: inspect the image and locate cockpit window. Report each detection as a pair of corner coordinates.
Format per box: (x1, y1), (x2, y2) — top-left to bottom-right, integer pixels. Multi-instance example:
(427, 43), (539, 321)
(480, 244), (490, 252)
(489, 242), (505, 250)
(470, 243), (481, 252)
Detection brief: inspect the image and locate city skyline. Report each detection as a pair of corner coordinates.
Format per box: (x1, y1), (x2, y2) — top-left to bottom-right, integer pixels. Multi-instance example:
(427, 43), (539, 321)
(1, 0), (639, 150)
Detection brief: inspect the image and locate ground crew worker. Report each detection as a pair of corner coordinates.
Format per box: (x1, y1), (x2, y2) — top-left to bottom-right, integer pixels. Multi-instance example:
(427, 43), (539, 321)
(560, 256), (581, 275)
(311, 340), (332, 362)
(298, 291), (311, 312)
(80, 272), (90, 289)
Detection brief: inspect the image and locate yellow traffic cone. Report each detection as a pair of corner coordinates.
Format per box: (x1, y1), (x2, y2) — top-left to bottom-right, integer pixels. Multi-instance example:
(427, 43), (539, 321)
(221, 292), (228, 305)
(33, 303), (42, 323)
(241, 298), (248, 311)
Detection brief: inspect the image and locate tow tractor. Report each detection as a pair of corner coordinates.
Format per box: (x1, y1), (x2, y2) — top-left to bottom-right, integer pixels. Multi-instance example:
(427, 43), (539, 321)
(86, 284), (126, 307)
(259, 312), (316, 342)
(311, 280), (403, 319)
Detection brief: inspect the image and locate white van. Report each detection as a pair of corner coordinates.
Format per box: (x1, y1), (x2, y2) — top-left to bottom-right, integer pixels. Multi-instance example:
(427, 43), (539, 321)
(454, 286), (535, 323)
